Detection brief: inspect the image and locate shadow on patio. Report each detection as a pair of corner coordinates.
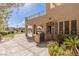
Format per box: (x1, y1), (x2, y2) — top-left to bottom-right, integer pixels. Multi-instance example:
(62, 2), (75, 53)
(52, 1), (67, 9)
(26, 36), (48, 48)
(25, 33), (48, 48)
(25, 33), (34, 42)
(37, 42), (48, 48)
(26, 36), (34, 42)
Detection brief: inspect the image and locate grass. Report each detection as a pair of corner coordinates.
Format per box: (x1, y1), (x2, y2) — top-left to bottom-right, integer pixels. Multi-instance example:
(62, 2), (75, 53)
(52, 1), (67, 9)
(3, 33), (14, 41)
(3, 32), (25, 41)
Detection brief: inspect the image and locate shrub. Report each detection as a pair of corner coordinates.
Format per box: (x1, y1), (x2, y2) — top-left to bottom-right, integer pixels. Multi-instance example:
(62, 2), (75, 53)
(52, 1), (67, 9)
(0, 31), (8, 36)
(7, 31), (11, 34)
(64, 35), (79, 55)
(11, 31), (14, 34)
(0, 34), (2, 41)
(0, 31), (14, 36)
(56, 34), (65, 46)
(47, 34), (79, 56)
(65, 34), (77, 39)
(47, 42), (59, 56)
(47, 42), (73, 56)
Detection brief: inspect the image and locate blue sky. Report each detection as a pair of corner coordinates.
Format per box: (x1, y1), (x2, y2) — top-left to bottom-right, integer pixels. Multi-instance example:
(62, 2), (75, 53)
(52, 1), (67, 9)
(8, 3), (45, 28)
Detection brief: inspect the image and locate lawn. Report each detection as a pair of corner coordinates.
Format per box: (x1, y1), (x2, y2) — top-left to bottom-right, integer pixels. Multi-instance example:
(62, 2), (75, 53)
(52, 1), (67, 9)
(2, 31), (25, 41)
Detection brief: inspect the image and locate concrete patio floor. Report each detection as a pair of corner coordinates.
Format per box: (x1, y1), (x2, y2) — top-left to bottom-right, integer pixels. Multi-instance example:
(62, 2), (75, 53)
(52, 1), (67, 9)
(0, 34), (48, 56)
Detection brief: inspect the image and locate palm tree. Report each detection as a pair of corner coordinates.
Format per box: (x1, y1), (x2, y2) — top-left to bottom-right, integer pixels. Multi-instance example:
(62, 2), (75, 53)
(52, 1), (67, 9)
(64, 36), (79, 55)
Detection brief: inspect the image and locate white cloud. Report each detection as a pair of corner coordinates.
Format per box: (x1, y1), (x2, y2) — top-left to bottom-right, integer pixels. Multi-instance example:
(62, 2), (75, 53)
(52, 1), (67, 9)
(17, 20), (25, 27)
(22, 20), (25, 25)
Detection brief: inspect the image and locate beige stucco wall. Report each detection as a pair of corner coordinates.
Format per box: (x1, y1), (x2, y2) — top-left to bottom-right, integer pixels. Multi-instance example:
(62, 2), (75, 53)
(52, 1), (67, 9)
(25, 3), (79, 41)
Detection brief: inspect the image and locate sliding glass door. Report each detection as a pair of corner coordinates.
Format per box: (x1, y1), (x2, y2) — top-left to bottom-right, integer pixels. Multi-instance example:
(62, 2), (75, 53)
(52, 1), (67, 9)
(59, 22), (63, 34)
(71, 20), (77, 35)
(65, 21), (69, 34)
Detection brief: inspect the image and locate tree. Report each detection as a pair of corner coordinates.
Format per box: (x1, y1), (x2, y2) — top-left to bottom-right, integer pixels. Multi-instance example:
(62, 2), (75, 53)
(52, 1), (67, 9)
(0, 3), (25, 32)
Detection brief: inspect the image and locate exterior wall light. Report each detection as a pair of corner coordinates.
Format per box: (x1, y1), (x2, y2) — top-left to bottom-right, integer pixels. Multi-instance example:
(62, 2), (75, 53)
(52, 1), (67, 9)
(49, 17), (52, 20)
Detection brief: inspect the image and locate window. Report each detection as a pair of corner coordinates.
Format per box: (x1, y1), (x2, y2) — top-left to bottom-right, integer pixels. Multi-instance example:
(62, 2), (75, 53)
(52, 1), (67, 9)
(71, 20), (77, 35)
(55, 22), (58, 34)
(51, 22), (54, 27)
(48, 26), (51, 34)
(59, 22), (63, 34)
(65, 21), (69, 34)
(46, 22), (52, 34)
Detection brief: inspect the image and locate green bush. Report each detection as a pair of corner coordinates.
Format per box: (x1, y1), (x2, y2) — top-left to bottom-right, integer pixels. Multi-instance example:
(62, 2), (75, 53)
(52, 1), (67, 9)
(0, 32), (8, 36)
(7, 32), (11, 34)
(56, 34), (65, 46)
(48, 34), (79, 56)
(0, 34), (2, 41)
(65, 34), (77, 39)
(64, 35), (79, 55)
(47, 42), (73, 56)
(0, 31), (14, 36)
(47, 43), (59, 56)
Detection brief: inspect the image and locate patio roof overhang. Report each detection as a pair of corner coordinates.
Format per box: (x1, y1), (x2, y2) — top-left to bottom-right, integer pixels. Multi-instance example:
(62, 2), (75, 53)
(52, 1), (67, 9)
(26, 15), (47, 26)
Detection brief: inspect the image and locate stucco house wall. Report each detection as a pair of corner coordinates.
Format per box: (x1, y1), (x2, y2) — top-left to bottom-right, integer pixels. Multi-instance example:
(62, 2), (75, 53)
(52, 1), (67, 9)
(25, 3), (79, 41)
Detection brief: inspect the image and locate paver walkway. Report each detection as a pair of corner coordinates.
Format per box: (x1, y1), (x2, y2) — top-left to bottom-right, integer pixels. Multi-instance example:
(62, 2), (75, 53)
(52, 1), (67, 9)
(0, 34), (48, 56)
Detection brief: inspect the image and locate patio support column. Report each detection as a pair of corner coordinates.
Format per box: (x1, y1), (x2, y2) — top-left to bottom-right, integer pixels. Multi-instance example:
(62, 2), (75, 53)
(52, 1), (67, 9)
(32, 24), (37, 35)
(77, 20), (79, 35)
(69, 21), (71, 34)
(32, 24), (37, 40)
(25, 18), (28, 36)
(25, 24), (28, 36)
(63, 21), (65, 34)
(43, 23), (47, 41)
(32, 25), (34, 40)
(58, 21), (59, 34)
(32, 25), (35, 35)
